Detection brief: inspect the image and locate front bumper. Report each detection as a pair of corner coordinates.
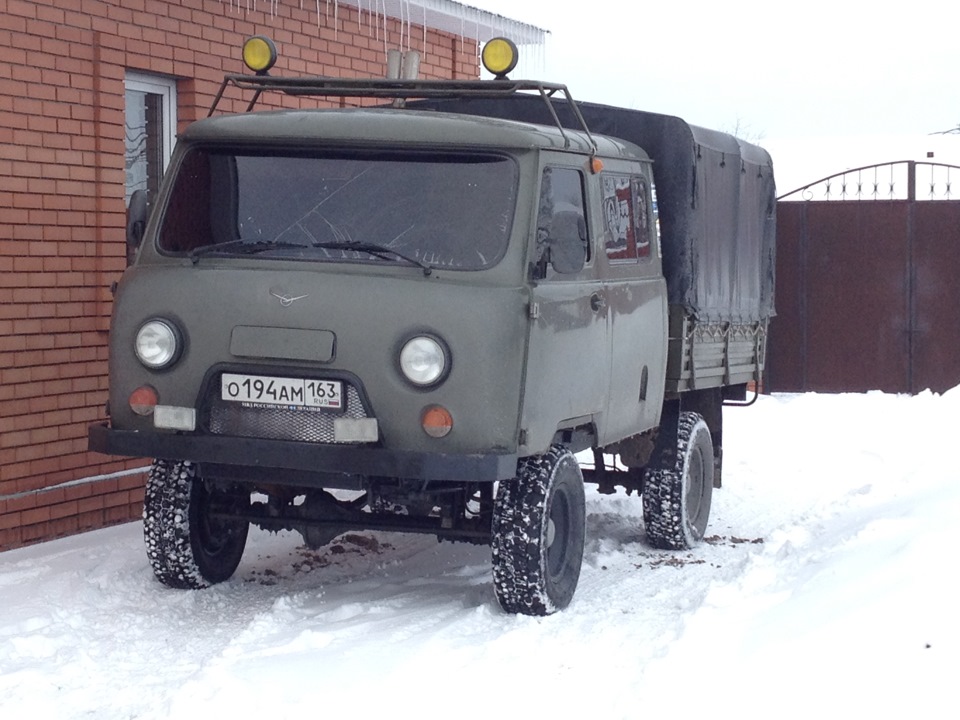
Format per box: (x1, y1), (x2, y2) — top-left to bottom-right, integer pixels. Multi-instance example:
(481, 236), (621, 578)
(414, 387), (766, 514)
(88, 423), (517, 483)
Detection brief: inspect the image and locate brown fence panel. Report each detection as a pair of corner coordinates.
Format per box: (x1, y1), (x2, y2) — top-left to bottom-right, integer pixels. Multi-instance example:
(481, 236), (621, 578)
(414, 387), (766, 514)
(912, 202), (960, 392)
(768, 203), (806, 390)
(809, 201), (910, 393)
(770, 202), (911, 393)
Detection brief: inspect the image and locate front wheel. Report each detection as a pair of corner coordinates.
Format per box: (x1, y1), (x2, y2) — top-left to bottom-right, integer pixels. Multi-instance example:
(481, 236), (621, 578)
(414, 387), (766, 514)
(491, 446), (586, 616)
(143, 459), (249, 589)
(643, 412), (714, 550)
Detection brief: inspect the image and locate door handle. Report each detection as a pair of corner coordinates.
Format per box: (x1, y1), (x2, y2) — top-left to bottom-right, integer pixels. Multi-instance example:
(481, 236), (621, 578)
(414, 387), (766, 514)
(590, 293), (606, 312)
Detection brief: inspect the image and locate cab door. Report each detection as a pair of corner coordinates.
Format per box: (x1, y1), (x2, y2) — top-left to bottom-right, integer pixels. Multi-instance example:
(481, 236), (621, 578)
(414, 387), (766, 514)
(597, 166), (668, 444)
(519, 161), (609, 455)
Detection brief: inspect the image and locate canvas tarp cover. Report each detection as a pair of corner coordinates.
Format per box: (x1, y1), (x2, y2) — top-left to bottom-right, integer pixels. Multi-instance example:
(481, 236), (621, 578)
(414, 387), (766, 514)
(411, 96), (776, 323)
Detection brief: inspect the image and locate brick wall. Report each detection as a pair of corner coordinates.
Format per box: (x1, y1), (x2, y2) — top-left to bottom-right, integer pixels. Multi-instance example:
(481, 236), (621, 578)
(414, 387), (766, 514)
(0, 0), (480, 550)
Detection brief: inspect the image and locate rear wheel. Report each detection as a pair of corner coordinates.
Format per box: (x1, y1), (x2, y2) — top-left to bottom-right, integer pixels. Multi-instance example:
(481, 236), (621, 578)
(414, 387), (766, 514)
(643, 412), (713, 550)
(143, 459), (249, 589)
(491, 446), (586, 615)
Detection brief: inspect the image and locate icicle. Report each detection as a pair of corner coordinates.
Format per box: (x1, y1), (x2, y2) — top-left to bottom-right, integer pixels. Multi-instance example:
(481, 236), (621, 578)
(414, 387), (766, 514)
(407, 0), (413, 53)
(381, 0), (387, 59)
(317, 0), (321, 28)
(422, 4), (426, 63)
(473, 10), (480, 66)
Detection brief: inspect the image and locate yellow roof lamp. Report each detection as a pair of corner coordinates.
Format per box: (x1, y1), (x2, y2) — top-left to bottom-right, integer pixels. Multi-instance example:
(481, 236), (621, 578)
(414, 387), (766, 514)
(481, 37), (519, 80)
(242, 35), (278, 75)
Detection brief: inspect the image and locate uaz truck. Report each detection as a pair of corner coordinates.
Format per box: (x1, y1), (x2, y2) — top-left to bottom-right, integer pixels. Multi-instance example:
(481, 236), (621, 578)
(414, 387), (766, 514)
(89, 37), (775, 615)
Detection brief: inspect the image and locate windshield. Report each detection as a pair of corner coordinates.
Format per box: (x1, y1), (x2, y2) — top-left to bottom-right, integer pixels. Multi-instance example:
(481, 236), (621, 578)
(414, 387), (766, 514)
(158, 148), (518, 271)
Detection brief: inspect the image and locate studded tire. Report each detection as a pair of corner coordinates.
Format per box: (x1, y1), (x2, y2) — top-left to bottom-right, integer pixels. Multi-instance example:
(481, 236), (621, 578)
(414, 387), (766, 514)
(143, 459), (249, 589)
(491, 445), (586, 616)
(643, 412), (714, 550)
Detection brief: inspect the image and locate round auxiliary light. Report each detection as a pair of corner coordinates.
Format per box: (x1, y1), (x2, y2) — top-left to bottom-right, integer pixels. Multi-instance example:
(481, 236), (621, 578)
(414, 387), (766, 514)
(481, 37), (519, 79)
(399, 335), (448, 387)
(135, 319), (180, 370)
(242, 35), (278, 75)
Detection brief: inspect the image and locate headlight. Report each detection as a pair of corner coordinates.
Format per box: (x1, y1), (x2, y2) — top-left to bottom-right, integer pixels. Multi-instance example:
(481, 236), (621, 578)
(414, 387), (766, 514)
(135, 319), (181, 369)
(399, 335), (448, 387)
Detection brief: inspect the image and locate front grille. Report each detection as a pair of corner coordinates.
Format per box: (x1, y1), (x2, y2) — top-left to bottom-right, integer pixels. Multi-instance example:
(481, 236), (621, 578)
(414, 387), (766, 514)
(204, 379), (370, 443)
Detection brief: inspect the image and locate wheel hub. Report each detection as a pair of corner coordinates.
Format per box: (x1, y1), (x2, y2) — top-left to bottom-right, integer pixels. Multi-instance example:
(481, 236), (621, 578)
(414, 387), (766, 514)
(546, 518), (556, 547)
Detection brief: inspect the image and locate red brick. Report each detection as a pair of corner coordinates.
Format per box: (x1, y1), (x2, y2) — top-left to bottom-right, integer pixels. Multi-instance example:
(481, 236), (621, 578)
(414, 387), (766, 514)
(49, 500), (79, 520)
(0, 526), (24, 551)
(76, 508), (104, 531)
(0, 510), (23, 532)
(21, 504), (52, 525)
(104, 504), (138, 523)
(46, 515), (81, 539)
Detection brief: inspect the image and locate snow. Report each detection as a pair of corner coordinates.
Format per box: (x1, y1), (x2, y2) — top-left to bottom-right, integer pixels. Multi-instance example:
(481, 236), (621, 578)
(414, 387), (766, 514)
(2, 389), (959, 719)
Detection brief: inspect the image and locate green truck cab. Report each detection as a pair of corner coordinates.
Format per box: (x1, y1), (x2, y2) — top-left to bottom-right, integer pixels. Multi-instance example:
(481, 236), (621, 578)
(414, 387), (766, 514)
(89, 38), (775, 615)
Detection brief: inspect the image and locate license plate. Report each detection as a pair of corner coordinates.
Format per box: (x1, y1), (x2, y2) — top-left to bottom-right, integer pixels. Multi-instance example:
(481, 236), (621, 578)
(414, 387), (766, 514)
(221, 373), (343, 410)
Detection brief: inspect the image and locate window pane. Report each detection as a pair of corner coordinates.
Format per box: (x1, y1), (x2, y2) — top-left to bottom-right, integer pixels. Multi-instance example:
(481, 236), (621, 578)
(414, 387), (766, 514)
(602, 174), (651, 262)
(125, 90), (165, 206)
(158, 149), (518, 271)
(536, 167), (588, 267)
(634, 177), (652, 259)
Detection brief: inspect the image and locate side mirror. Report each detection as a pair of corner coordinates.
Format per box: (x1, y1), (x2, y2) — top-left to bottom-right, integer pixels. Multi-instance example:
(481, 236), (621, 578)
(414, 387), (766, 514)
(126, 190), (148, 264)
(546, 211), (587, 275)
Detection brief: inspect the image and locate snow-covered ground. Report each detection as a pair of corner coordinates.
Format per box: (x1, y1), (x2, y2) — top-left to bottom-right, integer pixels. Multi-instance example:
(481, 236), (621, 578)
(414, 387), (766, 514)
(2, 390), (957, 719)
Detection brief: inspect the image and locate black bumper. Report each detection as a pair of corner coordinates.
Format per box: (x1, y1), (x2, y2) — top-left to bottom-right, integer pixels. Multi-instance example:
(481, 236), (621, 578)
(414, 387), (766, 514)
(88, 423), (517, 482)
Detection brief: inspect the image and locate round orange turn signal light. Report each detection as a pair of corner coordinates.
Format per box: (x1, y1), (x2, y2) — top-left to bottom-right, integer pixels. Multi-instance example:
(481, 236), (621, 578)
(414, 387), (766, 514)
(421, 405), (453, 438)
(129, 385), (159, 416)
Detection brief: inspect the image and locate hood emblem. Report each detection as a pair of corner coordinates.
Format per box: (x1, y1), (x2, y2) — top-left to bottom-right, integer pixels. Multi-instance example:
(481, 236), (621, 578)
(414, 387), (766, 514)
(270, 290), (308, 307)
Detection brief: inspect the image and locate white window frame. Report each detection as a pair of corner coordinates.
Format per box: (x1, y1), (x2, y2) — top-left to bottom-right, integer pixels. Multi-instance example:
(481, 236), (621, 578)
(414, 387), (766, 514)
(124, 71), (178, 175)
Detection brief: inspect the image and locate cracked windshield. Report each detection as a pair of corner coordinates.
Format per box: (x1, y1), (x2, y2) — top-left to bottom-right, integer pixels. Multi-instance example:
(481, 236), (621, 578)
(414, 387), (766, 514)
(159, 149), (518, 270)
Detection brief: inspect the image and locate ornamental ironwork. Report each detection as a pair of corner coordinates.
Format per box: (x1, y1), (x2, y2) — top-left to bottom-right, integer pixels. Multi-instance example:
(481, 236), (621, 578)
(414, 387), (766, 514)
(778, 160), (959, 201)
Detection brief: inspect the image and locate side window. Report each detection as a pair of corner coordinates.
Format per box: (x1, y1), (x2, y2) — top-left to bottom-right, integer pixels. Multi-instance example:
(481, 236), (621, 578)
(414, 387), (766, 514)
(602, 173), (652, 262)
(535, 167), (588, 276)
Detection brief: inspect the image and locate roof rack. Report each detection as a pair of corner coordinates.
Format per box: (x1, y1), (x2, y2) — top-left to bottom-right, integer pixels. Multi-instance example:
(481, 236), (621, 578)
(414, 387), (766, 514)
(207, 75), (598, 152)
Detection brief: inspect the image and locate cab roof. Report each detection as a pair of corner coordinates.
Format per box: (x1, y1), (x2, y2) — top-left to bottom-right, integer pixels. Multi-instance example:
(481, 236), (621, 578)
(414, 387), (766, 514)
(181, 106), (650, 161)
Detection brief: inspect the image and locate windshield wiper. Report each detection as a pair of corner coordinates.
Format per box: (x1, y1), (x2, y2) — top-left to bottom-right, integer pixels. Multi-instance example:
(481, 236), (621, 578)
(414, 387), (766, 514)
(188, 238), (434, 276)
(311, 240), (433, 276)
(189, 239), (306, 264)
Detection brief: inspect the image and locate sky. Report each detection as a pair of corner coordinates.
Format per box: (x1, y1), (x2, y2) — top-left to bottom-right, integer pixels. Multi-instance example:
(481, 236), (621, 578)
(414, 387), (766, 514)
(2, 389), (958, 719)
(469, 0), (960, 192)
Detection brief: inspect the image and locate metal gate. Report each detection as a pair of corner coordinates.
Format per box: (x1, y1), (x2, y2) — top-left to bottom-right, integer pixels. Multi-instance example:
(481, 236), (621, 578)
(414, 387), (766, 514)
(769, 161), (960, 394)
